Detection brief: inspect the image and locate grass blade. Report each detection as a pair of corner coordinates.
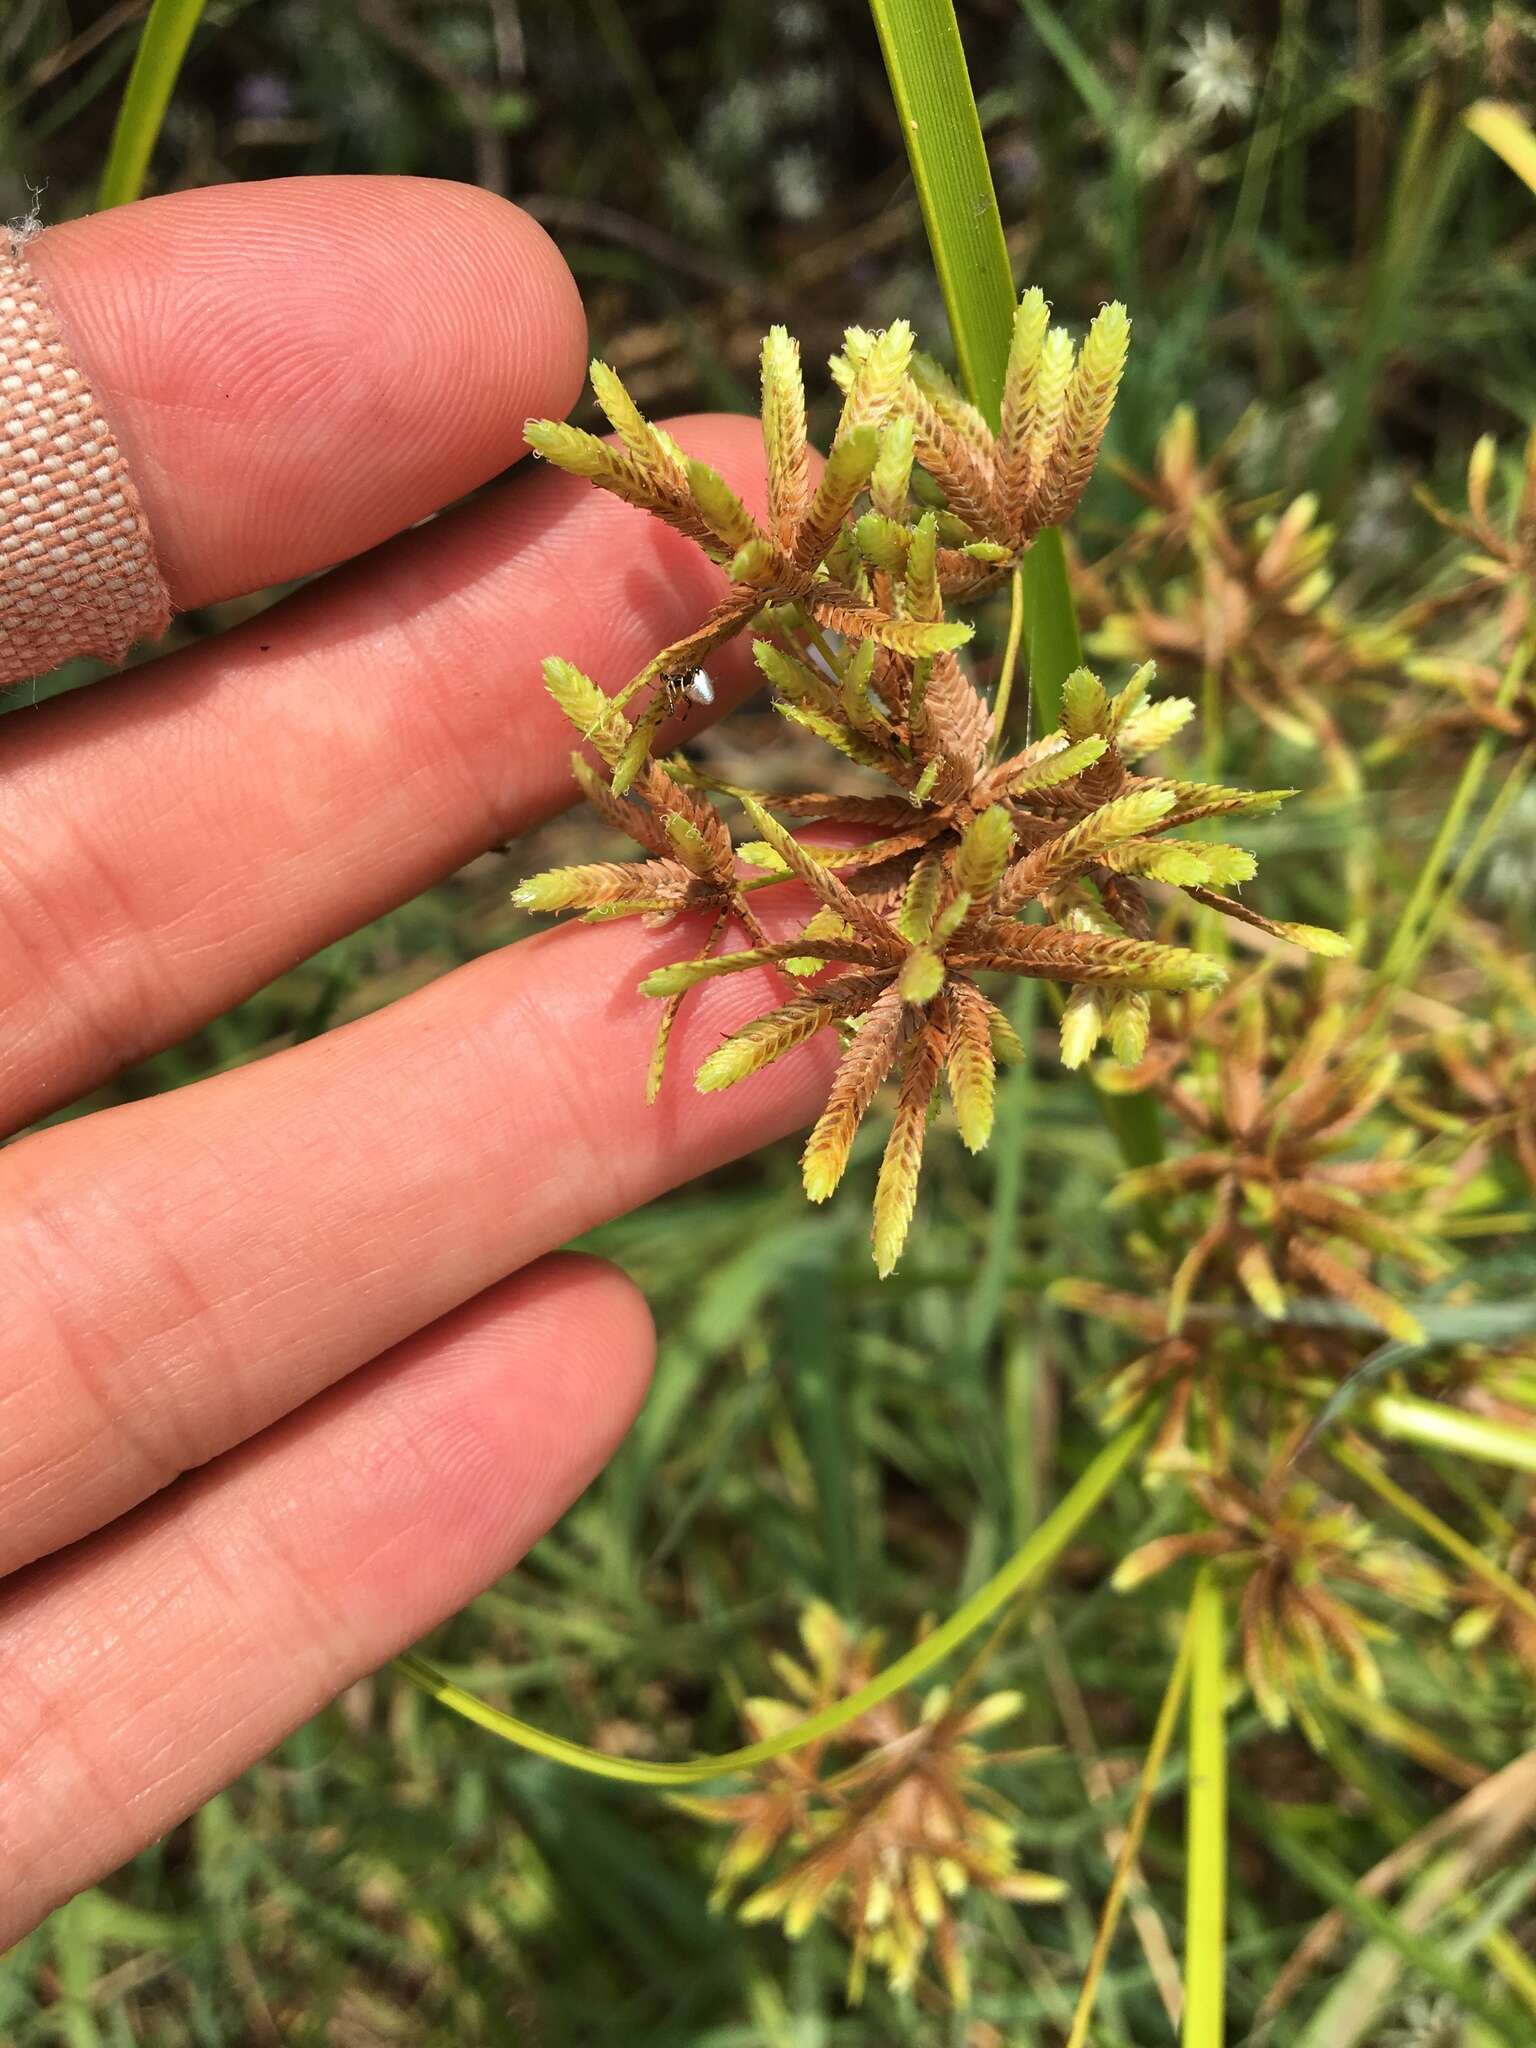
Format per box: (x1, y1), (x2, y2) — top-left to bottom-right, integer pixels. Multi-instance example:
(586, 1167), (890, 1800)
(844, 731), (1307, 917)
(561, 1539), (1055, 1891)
(867, 0), (1082, 732)
(97, 0), (206, 210)
(866, 0), (1014, 420)
(1183, 1566), (1227, 2047)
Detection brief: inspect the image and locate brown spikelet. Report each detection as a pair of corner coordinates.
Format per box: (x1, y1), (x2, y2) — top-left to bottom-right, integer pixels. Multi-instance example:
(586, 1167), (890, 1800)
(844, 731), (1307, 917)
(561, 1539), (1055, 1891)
(899, 381), (1002, 536)
(802, 984), (907, 1201)
(872, 1025), (943, 1276)
(918, 649), (993, 789)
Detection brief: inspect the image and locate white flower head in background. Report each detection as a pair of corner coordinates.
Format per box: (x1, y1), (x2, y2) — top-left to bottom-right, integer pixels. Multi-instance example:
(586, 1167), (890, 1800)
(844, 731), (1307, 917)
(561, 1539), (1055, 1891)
(1170, 19), (1257, 128)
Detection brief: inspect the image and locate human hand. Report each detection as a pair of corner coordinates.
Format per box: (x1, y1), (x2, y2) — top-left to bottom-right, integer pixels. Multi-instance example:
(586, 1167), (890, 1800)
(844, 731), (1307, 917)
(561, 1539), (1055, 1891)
(0, 176), (832, 1947)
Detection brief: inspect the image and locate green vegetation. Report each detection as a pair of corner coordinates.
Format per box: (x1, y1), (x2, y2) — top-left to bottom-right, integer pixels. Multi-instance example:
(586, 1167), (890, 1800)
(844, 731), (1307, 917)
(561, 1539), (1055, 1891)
(4, 2), (1536, 2041)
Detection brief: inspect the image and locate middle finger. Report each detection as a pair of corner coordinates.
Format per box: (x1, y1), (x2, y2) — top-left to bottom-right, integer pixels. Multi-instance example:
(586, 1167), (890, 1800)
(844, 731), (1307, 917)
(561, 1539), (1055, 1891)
(0, 908), (837, 1577)
(0, 414), (764, 1131)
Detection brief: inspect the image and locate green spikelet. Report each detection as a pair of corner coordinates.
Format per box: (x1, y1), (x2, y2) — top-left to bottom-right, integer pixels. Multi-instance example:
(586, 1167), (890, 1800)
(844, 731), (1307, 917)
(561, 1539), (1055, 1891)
(697, 995), (842, 1092)
(871, 414), (916, 520)
(954, 806), (1016, 895)
(1116, 697), (1195, 757)
(729, 536), (777, 583)
(795, 424), (881, 569)
(854, 512), (912, 577)
(760, 326), (812, 546)
(836, 319), (914, 434)
(687, 459), (761, 553)
(1061, 666), (1109, 743)
(1107, 990), (1151, 1066)
(1275, 921), (1354, 957)
(840, 640), (886, 733)
(1023, 327), (1075, 501)
(897, 948), (945, 1004)
(544, 656), (631, 767)
(944, 981), (997, 1152)
(1106, 661), (1157, 734)
(785, 905), (853, 978)
(1059, 986), (1104, 1069)
(903, 511), (942, 622)
(775, 700), (892, 769)
(998, 286), (1050, 521)
(589, 360), (681, 482)
(753, 637), (838, 709)
(973, 1003), (1023, 1072)
(612, 690), (670, 796)
(1041, 301), (1130, 523)
(514, 862), (649, 913)
(640, 948), (787, 998)
(1007, 734), (1109, 793)
(897, 853), (944, 942)
(872, 1033), (942, 1276)
(663, 812), (717, 877)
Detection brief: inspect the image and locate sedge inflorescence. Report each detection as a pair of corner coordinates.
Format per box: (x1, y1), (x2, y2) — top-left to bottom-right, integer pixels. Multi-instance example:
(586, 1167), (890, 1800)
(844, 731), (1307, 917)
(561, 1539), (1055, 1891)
(675, 1602), (1062, 2007)
(518, 298), (1342, 1274)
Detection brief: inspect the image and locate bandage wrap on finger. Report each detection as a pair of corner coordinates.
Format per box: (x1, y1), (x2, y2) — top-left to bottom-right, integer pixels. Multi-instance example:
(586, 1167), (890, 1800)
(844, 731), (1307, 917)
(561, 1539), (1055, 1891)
(1, 230), (171, 686)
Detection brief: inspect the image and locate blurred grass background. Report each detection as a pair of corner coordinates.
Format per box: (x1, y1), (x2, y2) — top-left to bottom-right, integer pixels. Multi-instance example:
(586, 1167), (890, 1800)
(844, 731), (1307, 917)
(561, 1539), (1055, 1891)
(4, 3), (1536, 2042)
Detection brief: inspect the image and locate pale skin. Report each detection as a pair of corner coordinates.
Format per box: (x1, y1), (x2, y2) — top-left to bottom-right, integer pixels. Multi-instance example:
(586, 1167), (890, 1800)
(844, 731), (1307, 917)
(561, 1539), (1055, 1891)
(0, 175), (837, 1949)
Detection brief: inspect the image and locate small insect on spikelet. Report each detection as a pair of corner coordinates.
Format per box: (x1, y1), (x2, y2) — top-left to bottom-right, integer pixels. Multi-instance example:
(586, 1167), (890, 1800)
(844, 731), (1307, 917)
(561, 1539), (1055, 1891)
(676, 1603), (1064, 2007)
(520, 307), (1344, 1271)
(1113, 1473), (1446, 1741)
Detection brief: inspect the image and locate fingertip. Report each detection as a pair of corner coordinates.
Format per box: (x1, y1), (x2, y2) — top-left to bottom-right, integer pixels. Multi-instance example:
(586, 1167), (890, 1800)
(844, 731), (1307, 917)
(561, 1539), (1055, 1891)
(28, 176), (588, 605)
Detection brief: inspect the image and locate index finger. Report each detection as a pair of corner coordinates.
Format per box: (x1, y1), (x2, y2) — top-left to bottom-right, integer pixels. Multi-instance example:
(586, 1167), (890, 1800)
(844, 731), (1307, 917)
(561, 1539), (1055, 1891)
(23, 175), (586, 607)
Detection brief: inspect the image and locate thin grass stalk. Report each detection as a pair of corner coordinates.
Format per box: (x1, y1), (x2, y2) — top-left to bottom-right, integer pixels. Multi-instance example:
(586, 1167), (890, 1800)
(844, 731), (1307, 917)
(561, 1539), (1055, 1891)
(1407, 744), (1534, 975)
(1378, 641), (1532, 987)
(1337, 1439), (1536, 1620)
(1183, 1566), (1227, 2047)
(988, 565), (1027, 757)
(398, 1410), (1154, 1782)
(97, 0), (206, 209)
(1369, 1393), (1536, 1477)
(1257, 1800), (1528, 2047)
(1063, 1598), (1195, 2048)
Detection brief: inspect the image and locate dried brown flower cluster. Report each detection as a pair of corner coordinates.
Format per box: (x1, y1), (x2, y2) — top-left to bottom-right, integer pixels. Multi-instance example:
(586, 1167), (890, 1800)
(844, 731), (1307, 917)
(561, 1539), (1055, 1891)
(677, 1604), (1062, 2005)
(1115, 1473), (1446, 1736)
(1410, 428), (1536, 747)
(519, 309), (1341, 1272)
(1107, 983), (1449, 1347)
(1077, 409), (1536, 773)
(1077, 407), (1399, 787)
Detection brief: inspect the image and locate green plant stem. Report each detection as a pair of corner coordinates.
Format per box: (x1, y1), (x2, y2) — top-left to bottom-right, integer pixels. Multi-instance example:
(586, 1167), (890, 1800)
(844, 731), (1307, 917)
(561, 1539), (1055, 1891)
(97, 0), (206, 209)
(989, 565), (1027, 756)
(1183, 1567), (1227, 2048)
(1370, 1392), (1536, 1477)
(1020, 527), (1084, 737)
(1064, 1595), (1195, 2048)
(1333, 1438), (1536, 1630)
(398, 1409), (1152, 1783)
(1377, 640), (1531, 987)
(1408, 743), (1534, 970)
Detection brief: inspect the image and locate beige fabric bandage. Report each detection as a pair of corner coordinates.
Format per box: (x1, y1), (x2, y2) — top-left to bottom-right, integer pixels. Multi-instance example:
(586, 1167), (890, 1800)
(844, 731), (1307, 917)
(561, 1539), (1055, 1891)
(1, 230), (171, 686)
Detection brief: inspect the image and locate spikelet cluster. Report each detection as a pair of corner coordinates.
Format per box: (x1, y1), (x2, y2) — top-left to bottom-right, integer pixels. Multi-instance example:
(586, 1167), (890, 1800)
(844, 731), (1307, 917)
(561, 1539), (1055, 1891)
(520, 306), (1343, 1273)
(1105, 983), (1449, 1347)
(1114, 1472), (1446, 1741)
(676, 1603), (1063, 2006)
